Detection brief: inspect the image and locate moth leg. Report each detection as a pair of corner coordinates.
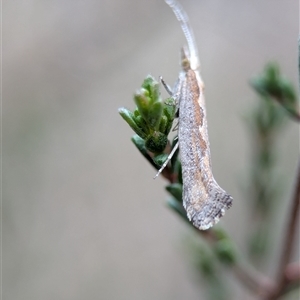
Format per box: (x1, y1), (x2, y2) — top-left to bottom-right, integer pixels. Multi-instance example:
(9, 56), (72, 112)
(160, 76), (173, 96)
(154, 142), (179, 179)
(172, 120), (179, 131)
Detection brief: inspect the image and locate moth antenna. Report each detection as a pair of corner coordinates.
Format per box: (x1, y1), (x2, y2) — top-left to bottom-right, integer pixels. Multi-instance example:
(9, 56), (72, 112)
(159, 76), (173, 96)
(153, 142), (179, 179)
(165, 0), (199, 70)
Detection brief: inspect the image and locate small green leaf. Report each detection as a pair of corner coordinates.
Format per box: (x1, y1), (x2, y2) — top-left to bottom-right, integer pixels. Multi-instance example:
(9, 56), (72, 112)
(251, 78), (268, 97)
(214, 239), (236, 266)
(118, 107), (147, 138)
(133, 108), (140, 117)
(147, 101), (163, 128)
(153, 153), (168, 166)
(134, 115), (149, 135)
(134, 89), (150, 121)
(212, 226), (229, 240)
(167, 197), (189, 223)
(280, 79), (296, 102)
(159, 115), (168, 134)
(142, 75), (160, 105)
(251, 63), (299, 121)
(131, 135), (158, 170)
(195, 247), (216, 278)
(166, 183), (182, 202)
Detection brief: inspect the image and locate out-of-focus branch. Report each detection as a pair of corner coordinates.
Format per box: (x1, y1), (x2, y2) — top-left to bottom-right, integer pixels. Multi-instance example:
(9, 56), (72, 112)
(232, 264), (274, 298)
(265, 161), (300, 300)
(285, 262), (300, 284)
(251, 63), (300, 123)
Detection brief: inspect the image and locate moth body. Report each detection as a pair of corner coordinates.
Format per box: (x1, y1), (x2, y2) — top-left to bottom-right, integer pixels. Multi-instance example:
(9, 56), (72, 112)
(166, 0), (233, 230)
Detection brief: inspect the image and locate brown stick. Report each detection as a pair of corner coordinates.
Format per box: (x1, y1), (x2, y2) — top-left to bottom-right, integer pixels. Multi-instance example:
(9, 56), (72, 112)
(232, 264), (274, 298)
(266, 160), (300, 299)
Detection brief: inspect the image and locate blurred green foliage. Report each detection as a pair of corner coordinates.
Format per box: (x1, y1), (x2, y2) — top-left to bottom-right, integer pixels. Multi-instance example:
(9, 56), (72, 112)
(246, 63), (298, 265)
(119, 75), (176, 155)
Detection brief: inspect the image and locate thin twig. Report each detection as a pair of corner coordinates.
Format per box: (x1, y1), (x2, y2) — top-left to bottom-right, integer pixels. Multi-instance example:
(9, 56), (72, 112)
(266, 160), (300, 299)
(232, 264), (274, 298)
(284, 262), (300, 284)
(279, 262), (300, 297)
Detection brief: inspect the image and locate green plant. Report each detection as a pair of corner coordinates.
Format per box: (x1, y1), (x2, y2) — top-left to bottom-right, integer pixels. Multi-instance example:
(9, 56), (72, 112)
(118, 61), (299, 300)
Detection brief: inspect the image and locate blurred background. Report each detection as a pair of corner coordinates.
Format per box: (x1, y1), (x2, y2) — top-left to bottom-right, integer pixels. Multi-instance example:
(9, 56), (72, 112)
(4, 0), (299, 299)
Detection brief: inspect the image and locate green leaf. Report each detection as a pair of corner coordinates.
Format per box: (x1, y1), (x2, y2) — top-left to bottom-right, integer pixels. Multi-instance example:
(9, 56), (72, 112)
(118, 107), (147, 138)
(166, 183), (182, 202)
(212, 227), (229, 240)
(133, 108), (140, 117)
(195, 247), (216, 278)
(131, 135), (158, 170)
(167, 197), (189, 223)
(141, 75), (160, 105)
(153, 153), (168, 166)
(251, 63), (299, 121)
(147, 101), (163, 128)
(134, 89), (150, 121)
(214, 239), (236, 266)
(134, 115), (150, 135)
(159, 115), (168, 134)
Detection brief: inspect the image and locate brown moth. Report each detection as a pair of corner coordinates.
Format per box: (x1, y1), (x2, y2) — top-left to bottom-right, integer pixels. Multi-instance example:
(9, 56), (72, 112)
(155, 0), (233, 230)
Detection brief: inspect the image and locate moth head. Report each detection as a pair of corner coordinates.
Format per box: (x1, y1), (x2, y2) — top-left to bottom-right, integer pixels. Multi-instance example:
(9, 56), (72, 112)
(181, 47), (191, 71)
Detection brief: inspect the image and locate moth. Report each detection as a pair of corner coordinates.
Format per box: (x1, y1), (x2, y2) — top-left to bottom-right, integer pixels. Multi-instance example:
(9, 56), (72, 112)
(155, 0), (233, 230)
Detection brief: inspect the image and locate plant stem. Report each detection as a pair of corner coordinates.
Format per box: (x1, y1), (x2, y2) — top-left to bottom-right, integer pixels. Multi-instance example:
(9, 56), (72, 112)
(232, 264), (274, 297)
(266, 160), (300, 299)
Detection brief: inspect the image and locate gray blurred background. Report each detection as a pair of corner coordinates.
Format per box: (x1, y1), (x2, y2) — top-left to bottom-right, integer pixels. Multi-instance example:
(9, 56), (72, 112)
(4, 0), (299, 299)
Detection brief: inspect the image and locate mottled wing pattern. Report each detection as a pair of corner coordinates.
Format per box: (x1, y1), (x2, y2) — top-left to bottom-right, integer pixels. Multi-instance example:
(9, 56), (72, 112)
(178, 69), (233, 230)
(166, 0), (233, 230)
